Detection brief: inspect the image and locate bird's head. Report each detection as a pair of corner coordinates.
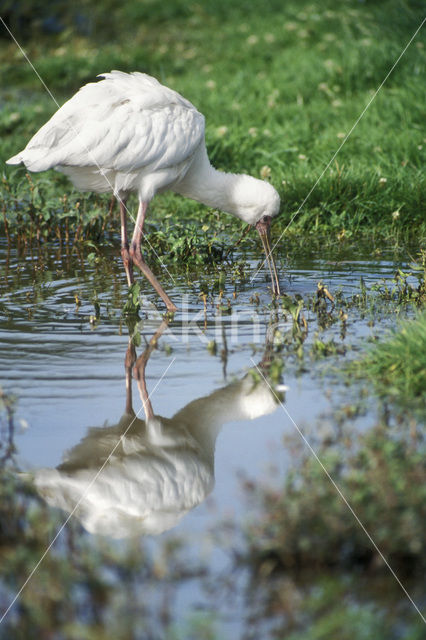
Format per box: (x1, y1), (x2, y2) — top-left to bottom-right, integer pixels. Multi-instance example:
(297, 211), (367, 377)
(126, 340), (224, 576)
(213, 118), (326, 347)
(206, 173), (281, 296)
(226, 176), (282, 295)
(230, 175), (280, 226)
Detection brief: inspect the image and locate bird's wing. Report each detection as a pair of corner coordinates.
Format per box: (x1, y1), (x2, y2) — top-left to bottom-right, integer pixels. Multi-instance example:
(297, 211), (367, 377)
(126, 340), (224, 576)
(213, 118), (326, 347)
(8, 71), (205, 173)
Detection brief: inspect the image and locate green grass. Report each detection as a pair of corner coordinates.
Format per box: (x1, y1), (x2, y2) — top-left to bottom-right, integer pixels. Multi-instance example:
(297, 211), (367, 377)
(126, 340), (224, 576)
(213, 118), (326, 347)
(1, 0), (425, 250)
(360, 312), (426, 407)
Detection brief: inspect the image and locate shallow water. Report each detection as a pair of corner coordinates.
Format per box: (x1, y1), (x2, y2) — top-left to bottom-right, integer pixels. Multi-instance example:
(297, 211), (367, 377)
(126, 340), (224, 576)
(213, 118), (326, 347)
(0, 241), (408, 469)
(0, 238), (420, 634)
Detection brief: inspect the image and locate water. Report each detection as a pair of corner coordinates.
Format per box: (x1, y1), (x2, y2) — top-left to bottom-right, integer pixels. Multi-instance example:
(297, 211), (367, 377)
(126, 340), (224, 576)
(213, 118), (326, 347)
(0, 238), (420, 635)
(1, 241), (406, 471)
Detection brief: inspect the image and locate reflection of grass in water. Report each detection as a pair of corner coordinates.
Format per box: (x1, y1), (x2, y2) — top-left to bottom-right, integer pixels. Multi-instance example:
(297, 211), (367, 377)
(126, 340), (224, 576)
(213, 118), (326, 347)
(361, 313), (426, 408)
(1, 311), (425, 637)
(1, 0), (425, 246)
(241, 425), (425, 573)
(234, 423), (425, 637)
(0, 469), (205, 638)
(0, 391), (205, 638)
(279, 573), (424, 640)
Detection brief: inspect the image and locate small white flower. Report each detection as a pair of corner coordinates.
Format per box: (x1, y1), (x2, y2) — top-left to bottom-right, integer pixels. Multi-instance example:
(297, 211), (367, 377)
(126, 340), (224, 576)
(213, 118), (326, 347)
(216, 126), (228, 137)
(337, 132), (346, 139)
(247, 35), (259, 45)
(183, 48), (196, 60)
(284, 22), (298, 31)
(392, 210), (400, 220)
(264, 33), (275, 43)
(206, 79), (216, 90)
(248, 127), (258, 137)
(298, 154), (307, 160)
(379, 177), (387, 184)
(260, 165), (271, 180)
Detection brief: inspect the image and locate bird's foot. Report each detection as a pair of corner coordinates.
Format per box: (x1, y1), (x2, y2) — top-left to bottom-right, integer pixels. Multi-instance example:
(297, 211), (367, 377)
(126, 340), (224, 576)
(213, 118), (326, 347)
(130, 244), (178, 312)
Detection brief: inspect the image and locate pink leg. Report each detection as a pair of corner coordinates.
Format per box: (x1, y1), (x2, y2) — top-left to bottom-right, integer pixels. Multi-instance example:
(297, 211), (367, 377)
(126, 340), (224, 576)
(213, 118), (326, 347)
(133, 319), (170, 421)
(119, 197), (134, 286)
(124, 338), (136, 416)
(133, 353), (154, 421)
(130, 201), (177, 312)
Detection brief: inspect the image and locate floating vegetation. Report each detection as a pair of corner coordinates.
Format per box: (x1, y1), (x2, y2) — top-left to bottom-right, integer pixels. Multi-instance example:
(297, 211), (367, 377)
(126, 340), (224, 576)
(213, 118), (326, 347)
(122, 281), (142, 317)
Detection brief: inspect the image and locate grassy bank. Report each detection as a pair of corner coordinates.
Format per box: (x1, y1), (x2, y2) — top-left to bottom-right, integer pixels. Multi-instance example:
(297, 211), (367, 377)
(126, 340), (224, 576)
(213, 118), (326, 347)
(1, 0), (425, 251)
(358, 312), (426, 408)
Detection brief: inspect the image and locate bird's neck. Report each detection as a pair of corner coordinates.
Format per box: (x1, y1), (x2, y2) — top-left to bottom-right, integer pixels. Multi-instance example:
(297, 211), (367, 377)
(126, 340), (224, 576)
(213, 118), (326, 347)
(172, 376), (277, 461)
(173, 145), (247, 221)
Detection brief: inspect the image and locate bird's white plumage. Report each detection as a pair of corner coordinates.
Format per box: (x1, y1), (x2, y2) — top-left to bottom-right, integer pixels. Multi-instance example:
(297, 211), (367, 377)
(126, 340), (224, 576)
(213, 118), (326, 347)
(8, 71), (205, 200)
(31, 375), (279, 538)
(7, 70), (280, 225)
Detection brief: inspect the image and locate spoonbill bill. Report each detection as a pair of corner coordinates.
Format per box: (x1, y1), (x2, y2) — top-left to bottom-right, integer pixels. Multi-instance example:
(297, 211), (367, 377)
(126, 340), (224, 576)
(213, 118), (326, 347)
(7, 71), (281, 310)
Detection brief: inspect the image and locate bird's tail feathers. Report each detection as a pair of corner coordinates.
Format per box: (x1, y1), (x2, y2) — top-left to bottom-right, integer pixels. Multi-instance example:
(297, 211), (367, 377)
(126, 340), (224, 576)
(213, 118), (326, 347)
(6, 154), (23, 165)
(6, 149), (59, 172)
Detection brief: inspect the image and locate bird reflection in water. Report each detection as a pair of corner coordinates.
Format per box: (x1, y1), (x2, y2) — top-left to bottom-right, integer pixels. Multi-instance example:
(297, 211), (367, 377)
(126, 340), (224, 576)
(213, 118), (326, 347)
(33, 320), (283, 538)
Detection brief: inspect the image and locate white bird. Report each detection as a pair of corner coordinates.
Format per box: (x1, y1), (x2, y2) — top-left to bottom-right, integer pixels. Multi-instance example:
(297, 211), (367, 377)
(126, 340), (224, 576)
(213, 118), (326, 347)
(30, 322), (280, 538)
(7, 71), (281, 310)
